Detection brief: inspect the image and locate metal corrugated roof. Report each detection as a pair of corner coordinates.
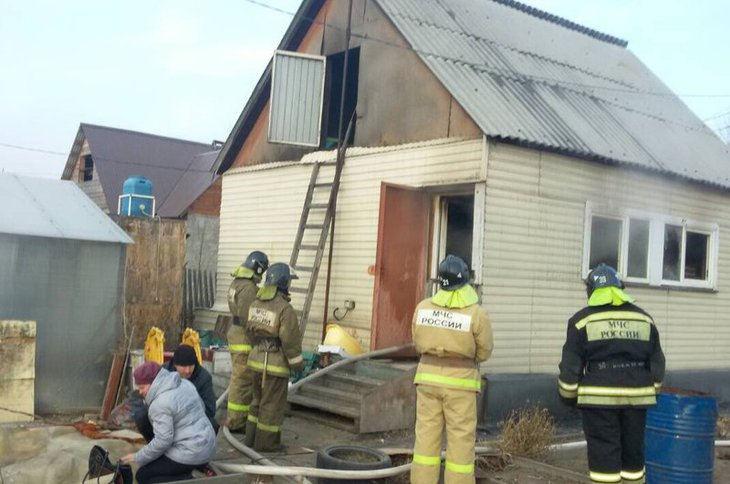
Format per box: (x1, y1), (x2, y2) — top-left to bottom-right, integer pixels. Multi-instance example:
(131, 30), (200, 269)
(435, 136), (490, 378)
(156, 150), (220, 216)
(375, 0), (730, 187)
(61, 124), (217, 217)
(0, 173), (133, 244)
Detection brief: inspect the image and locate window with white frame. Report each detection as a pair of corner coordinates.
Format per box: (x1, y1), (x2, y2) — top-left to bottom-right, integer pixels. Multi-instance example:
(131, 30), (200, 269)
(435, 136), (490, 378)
(584, 205), (718, 289)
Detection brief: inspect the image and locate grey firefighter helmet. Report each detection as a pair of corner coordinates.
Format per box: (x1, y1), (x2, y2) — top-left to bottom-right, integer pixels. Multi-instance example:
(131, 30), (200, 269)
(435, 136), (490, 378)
(264, 263), (299, 293)
(585, 263), (624, 296)
(438, 255), (469, 291)
(243, 251), (269, 276)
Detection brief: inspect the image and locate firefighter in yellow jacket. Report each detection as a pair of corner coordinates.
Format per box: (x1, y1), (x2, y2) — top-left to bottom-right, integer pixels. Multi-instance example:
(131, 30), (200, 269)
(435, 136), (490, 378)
(226, 250), (269, 432)
(559, 264), (665, 484)
(411, 255), (494, 484)
(244, 263), (304, 451)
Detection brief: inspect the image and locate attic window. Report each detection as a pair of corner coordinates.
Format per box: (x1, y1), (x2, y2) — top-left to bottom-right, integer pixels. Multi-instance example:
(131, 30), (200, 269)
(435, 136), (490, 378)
(321, 47), (360, 149)
(82, 155), (94, 182)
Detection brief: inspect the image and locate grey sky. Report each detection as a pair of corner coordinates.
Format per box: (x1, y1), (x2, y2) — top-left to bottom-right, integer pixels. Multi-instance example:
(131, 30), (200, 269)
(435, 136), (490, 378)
(1, 0), (729, 178)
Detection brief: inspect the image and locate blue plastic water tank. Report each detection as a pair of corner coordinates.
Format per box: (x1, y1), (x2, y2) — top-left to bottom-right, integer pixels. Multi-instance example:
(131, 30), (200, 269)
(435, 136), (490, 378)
(645, 390), (717, 483)
(120, 176), (154, 216)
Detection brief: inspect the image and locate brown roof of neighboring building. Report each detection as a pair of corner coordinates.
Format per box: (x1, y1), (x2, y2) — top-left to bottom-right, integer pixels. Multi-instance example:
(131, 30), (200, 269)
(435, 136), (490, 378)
(61, 123), (219, 217)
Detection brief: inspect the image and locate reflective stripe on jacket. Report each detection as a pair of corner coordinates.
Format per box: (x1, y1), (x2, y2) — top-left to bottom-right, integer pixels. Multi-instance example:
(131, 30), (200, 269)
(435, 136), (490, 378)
(227, 278), (258, 354)
(247, 292), (303, 378)
(558, 302), (665, 407)
(412, 295), (493, 393)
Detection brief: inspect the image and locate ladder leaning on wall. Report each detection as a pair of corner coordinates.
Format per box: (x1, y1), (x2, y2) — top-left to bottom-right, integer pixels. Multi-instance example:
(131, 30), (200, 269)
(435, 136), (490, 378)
(288, 117), (355, 336)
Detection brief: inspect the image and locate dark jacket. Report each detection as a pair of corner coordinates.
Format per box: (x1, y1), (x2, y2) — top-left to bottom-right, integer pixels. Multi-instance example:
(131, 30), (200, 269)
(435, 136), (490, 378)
(163, 359), (216, 425)
(558, 302), (665, 408)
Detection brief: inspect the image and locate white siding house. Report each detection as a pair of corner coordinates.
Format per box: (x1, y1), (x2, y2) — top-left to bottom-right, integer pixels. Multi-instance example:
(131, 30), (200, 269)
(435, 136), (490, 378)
(206, 137), (730, 380)
(202, 0), (730, 416)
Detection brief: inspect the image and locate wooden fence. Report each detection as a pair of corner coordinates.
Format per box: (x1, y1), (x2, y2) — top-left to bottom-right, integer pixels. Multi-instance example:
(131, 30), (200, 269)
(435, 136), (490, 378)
(119, 217), (186, 349)
(183, 269), (216, 324)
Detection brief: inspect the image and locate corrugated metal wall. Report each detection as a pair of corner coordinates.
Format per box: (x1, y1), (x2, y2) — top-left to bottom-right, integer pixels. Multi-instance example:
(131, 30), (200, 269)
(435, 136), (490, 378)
(217, 139), (483, 351)
(0, 234), (126, 413)
(483, 142), (730, 373)
(215, 137), (730, 374)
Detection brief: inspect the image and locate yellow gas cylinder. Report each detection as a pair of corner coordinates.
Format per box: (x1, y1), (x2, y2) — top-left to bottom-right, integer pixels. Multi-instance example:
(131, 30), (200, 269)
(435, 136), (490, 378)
(144, 326), (165, 364)
(180, 327), (203, 364)
(322, 324), (364, 356)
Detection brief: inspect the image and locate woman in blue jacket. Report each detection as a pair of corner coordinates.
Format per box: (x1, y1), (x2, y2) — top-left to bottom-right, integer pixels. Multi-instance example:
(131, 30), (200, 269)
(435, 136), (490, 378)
(121, 361), (216, 483)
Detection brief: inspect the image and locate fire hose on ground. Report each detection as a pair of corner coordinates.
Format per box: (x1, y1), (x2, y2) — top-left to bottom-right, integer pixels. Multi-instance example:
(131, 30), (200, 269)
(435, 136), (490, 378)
(213, 345), (730, 480)
(214, 344), (415, 481)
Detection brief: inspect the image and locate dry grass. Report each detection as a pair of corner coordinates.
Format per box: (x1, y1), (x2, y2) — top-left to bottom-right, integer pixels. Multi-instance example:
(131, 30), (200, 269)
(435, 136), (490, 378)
(498, 406), (555, 458)
(718, 416), (730, 439)
(476, 451), (513, 472)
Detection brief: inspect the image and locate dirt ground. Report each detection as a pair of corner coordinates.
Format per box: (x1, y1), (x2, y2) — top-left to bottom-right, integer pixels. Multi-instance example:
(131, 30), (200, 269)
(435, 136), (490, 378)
(211, 413), (730, 483)
(211, 412), (730, 484)
(2, 412), (730, 483)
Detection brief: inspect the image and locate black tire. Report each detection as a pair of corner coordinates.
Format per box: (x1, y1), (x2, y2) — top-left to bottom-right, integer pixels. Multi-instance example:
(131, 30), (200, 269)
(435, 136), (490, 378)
(316, 444), (392, 483)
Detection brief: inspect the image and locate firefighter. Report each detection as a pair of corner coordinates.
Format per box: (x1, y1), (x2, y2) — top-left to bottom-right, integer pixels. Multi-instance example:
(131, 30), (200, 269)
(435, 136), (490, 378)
(226, 251), (269, 432)
(411, 255), (493, 484)
(558, 263), (665, 484)
(244, 263), (304, 451)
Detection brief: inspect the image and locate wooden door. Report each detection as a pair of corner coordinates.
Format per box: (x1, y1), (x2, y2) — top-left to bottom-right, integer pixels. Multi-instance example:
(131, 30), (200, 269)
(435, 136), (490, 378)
(371, 183), (430, 350)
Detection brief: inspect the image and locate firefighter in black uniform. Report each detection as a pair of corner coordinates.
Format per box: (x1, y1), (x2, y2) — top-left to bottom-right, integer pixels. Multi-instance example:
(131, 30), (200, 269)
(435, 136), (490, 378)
(558, 264), (665, 484)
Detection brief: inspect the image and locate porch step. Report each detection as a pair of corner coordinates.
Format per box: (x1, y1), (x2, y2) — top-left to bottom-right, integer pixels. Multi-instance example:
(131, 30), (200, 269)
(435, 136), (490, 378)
(287, 359), (417, 433)
(287, 392), (360, 419)
(316, 372), (382, 393)
(296, 380), (362, 404)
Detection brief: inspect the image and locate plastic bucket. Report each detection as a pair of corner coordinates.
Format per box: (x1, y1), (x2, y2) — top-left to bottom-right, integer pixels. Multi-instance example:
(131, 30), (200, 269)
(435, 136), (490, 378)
(645, 389), (717, 483)
(322, 324), (364, 356)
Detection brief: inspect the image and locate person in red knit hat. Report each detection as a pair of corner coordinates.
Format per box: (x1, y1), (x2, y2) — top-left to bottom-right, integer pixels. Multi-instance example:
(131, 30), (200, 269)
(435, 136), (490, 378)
(121, 361), (216, 483)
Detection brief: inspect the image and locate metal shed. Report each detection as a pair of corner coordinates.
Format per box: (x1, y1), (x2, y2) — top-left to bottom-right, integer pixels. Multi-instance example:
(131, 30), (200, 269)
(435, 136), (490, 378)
(0, 174), (133, 413)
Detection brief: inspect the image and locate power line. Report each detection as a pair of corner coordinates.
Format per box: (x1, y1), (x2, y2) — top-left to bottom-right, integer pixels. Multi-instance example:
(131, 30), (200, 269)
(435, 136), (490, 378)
(0, 142), (217, 174)
(704, 110), (730, 122)
(0, 142), (67, 156)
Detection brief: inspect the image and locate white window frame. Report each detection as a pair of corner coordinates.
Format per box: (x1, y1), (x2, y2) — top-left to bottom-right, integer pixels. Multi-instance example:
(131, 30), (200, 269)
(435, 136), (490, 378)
(427, 183), (485, 294)
(583, 202), (719, 290)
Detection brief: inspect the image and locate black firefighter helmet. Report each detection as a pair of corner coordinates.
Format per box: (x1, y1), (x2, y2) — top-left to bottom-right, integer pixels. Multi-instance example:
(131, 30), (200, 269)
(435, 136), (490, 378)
(264, 263), (299, 293)
(438, 255), (469, 291)
(585, 263), (624, 296)
(243, 250), (269, 276)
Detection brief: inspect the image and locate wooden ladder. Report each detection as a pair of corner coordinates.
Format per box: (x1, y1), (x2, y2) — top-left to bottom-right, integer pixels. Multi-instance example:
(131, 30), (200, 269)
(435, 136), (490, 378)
(289, 125), (352, 334)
